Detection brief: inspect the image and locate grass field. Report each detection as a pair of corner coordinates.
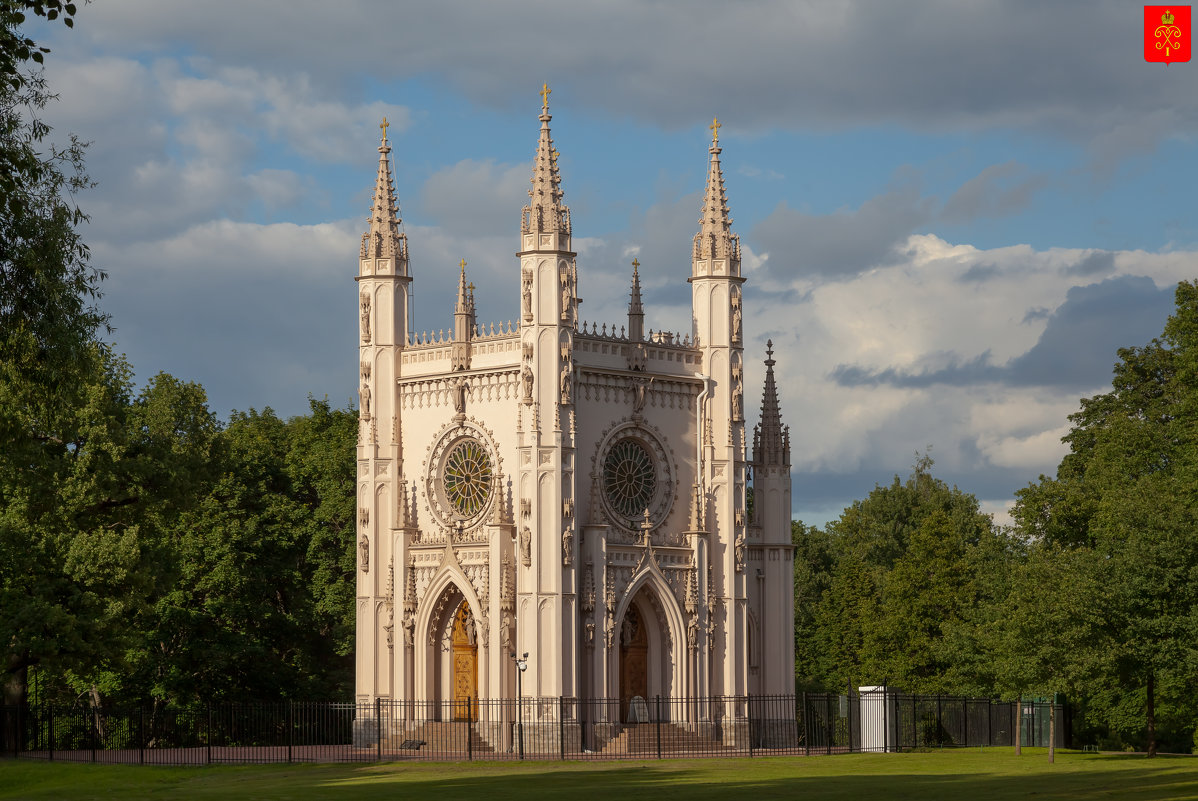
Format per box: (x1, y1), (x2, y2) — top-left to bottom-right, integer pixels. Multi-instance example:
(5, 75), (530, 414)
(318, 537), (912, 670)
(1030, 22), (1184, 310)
(1, 749), (1196, 801)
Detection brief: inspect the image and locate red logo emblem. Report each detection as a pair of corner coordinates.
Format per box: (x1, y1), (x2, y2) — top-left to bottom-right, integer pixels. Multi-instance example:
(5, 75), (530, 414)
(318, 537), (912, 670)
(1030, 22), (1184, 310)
(1145, 6), (1191, 64)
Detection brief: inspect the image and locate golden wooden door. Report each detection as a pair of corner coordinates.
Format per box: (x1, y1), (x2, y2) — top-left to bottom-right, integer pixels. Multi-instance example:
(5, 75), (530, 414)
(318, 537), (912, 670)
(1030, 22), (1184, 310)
(451, 600), (477, 720)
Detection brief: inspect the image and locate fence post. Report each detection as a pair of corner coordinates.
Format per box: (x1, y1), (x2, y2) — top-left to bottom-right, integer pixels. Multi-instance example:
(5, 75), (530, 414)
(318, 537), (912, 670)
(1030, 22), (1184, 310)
(801, 692), (809, 756)
(465, 697), (472, 762)
(47, 704), (53, 762)
(936, 694), (942, 747)
(655, 695), (662, 760)
(747, 695), (754, 757)
(206, 703), (212, 765)
(825, 694), (832, 755)
(138, 705), (144, 765)
(375, 697), (382, 762)
(558, 696), (566, 761)
(90, 703), (96, 763)
(287, 701), (293, 764)
(846, 691), (854, 753)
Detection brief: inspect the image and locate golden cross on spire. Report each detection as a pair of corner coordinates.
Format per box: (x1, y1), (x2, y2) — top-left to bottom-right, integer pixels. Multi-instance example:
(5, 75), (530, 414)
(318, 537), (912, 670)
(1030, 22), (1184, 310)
(540, 82), (551, 108)
(709, 116), (721, 144)
(631, 258), (640, 271)
(459, 258), (467, 272)
(468, 282), (475, 292)
(380, 116), (390, 142)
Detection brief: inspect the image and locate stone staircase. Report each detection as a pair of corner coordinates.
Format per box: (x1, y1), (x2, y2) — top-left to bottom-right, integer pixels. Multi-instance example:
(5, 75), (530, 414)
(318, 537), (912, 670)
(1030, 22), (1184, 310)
(595, 723), (728, 757)
(384, 720), (496, 757)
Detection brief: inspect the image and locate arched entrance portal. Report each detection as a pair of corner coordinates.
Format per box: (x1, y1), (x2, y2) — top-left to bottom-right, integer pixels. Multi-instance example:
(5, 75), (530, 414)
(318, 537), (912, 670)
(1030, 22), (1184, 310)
(619, 604), (648, 722)
(450, 600), (477, 719)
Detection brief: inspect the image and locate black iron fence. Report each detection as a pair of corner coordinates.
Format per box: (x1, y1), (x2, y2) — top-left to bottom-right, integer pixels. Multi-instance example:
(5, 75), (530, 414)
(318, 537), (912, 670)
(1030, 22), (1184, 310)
(0, 692), (1065, 765)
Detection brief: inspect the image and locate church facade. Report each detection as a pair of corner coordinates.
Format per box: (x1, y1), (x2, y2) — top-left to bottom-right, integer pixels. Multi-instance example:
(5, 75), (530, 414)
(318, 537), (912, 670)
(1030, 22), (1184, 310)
(354, 90), (794, 721)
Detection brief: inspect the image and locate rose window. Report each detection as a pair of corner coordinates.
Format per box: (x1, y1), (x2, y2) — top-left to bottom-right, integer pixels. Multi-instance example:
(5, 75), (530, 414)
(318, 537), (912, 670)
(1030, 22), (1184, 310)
(603, 439), (656, 519)
(443, 439), (492, 518)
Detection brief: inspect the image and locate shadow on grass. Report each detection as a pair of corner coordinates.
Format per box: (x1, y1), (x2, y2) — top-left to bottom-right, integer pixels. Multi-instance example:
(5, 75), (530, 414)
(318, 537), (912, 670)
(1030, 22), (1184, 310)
(3, 753), (1197, 801)
(309, 755), (1198, 801)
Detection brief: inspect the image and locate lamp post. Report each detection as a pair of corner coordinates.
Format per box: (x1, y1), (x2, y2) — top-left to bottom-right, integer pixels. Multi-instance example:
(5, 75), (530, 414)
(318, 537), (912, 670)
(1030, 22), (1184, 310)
(511, 651), (528, 759)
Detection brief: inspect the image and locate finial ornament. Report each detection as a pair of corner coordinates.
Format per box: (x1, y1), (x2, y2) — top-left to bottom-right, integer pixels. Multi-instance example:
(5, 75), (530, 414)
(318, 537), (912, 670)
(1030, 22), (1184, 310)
(631, 258), (640, 272)
(460, 258), (467, 272)
(709, 116), (721, 144)
(380, 116), (390, 142)
(540, 82), (552, 109)
(766, 339), (774, 359)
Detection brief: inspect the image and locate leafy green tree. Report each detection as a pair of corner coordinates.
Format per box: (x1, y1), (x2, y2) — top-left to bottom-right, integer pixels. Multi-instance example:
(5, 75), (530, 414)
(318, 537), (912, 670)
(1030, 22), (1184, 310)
(796, 456), (1003, 695)
(1013, 281), (1198, 756)
(0, 0), (101, 708)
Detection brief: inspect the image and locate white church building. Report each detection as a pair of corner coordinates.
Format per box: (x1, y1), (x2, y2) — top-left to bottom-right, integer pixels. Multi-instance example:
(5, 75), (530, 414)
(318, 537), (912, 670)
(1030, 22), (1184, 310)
(354, 88), (794, 730)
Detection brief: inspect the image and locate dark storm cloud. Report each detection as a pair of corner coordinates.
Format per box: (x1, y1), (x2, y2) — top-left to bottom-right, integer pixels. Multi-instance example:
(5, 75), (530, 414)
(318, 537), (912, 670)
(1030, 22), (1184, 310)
(751, 184), (935, 279)
(940, 162), (1047, 225)
(830, 275), (1177, 392)
(47, 1), (1197, 144)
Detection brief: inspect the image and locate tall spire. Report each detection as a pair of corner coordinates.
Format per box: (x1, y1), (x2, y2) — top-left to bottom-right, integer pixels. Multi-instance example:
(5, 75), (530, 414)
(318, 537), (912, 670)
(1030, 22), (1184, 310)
(627, 258), (644, 341)
(692, 117), (740, 273)
(452, 259), (475, 370)
(753, 340), (789, 467)
(455, 259), (471, 314)
(522, 83), (570, 236)
(361, 118), (409, 270)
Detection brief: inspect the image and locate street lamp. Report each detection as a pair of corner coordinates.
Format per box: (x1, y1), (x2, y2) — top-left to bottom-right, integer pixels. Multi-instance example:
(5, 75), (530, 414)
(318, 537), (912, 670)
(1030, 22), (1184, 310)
(511, 651), (528, 759)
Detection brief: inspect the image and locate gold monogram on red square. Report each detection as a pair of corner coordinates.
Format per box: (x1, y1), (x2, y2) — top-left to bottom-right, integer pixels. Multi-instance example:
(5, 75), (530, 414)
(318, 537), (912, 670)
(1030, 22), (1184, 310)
(1145, 6), (1191, 64)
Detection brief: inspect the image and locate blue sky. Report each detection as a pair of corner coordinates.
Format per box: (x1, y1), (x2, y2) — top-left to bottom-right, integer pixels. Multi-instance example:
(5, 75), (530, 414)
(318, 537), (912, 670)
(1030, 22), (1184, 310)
(27, 1), (1198, 526)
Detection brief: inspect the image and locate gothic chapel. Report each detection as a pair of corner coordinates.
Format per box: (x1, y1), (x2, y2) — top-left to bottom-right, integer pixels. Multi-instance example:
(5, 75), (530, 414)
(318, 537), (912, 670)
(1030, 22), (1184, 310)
(354, 88), (795, 726)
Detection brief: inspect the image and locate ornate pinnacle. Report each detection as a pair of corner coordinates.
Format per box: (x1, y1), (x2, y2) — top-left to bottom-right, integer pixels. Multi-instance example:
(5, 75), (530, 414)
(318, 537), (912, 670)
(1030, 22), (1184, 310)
(755, 341), (787, 467)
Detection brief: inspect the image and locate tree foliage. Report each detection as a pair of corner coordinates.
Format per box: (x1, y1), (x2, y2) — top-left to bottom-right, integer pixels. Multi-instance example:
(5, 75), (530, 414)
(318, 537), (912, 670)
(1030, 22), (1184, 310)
(794, 456), (1007, 696)
(1010, 281), (1198, 755)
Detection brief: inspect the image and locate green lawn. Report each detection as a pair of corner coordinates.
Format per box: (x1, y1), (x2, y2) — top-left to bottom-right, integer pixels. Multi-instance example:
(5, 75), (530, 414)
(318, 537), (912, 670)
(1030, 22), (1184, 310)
(1, 750), (1196, 801)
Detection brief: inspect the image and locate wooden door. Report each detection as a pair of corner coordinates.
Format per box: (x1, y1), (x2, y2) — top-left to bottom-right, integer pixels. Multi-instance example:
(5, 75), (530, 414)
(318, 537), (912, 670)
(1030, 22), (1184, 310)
(619, 605), (648, 722)
(451, 600), (477, 720)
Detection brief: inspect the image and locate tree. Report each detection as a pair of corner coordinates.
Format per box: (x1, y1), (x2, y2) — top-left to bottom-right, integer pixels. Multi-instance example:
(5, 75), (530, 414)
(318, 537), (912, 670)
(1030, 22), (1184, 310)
(796, 456), (1004, 696)
(0, 0), (101, 707)
(1013, 281), (1198, 756)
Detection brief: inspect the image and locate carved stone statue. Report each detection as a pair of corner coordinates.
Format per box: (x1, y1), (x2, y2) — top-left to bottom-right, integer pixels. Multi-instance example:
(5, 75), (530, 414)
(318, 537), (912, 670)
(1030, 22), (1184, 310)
(402, 608), (415, 647)
(731, 292), (742, 342)
(734, 529), (745, 573)
(562, 527), (573, 565)
(560, 277), (571, 321)
(559, 364), (572, 404)
(359, 533), (370, 572)
(632, 377), (648, 414)
(519, 526), (532, 567)
(521, 273), (533, 320)
(360, 382), (372, 420)
(501, 612), (514, 650)
(452, 379), (467, 416)
(360, 293), (372, 343)
(522, 366), (534, 404)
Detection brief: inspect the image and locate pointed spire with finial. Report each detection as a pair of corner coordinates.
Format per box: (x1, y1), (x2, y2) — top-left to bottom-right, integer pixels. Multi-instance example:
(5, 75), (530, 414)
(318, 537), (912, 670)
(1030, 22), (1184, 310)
(455, 258), (471, 315)
(753, 339), (789, 466)
(452, 258), (476, 369)
(692, 116), (740, 273)
(522, 83), (570, 236)
(361, 116), (409, 270)
(627, 257), (645, 341)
